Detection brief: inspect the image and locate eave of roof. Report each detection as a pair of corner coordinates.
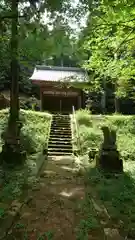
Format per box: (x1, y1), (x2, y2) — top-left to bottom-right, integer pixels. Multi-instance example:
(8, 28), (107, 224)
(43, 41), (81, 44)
(36, 65), (85, 72)
(30, 65), (88, 83)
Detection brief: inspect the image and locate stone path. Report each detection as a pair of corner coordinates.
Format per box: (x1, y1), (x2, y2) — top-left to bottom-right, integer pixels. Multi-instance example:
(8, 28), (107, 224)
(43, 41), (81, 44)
(5, 156), (85, 239)
(5, 156), (122, 240)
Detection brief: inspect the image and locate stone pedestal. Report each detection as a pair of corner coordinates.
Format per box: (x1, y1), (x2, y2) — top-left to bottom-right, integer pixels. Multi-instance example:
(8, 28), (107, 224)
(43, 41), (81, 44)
(0, 141), (26, 167)
(96, 149), (123, 173)
(96, 126), (123, 173)
(0, 121), (26, 167)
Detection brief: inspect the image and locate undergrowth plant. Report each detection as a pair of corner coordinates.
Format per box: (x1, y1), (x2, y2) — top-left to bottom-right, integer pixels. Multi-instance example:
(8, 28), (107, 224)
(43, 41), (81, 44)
(74, 109), (135, 161)
(0, 109), (51, 211)
(74, 109), (135, 238)
(0, 109), (51, 154)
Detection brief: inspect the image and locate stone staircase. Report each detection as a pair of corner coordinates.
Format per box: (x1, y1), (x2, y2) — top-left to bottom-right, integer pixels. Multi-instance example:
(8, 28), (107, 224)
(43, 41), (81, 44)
(48, 114), (72, 156)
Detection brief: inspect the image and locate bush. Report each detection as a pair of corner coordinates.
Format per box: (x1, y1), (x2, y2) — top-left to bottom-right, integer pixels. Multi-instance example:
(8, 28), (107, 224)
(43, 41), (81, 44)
(78, 126), (102, 153)
(19, 96), (40, 111)
(73, 109), (135, 161)
(75, 109), (92, 127)
(0, 109), (51, 154)
(0, 91), (40, 111)
(20, 110), (51, 154)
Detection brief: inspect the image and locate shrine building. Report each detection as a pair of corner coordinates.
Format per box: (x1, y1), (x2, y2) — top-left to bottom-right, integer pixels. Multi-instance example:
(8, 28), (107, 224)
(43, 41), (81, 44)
(30, 65), (89, 113)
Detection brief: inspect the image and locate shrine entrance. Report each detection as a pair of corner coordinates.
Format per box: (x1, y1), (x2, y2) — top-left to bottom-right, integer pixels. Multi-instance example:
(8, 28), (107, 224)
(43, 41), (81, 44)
(42, 95), (79, 113)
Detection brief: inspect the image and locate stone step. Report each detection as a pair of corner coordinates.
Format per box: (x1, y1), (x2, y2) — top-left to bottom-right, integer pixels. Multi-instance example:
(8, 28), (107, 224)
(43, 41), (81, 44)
(49, 140), (72, 145)
(52, 122), (70, 126)
(47, 155), (75, 164)
(52, 125), (70, 129)
(51, 126), (70, 129)
(50, 126), (71, 132)
(48, 148), (72, 153)
(51, 126), (71, 130)
(50, 129), (71, 136)
(50, 127), (71, 133)
(50, 131), (72, 136)
(49, 136), (72, 141)
(53, 117), (70, 119)
(52, 119), (70, 123)
(48, 140), (71, 145)
(48, 144), (72, 149)
(53, 115), (70, 118)
(49, 137), (71, 141)
(49, 137), (72, 141)
(48, 152), (72, 156)
(53, 116), (70, 119)
(48, 114), (72, 156)
(51, 124), (70, 128)
(49, 134), (72, 138)
(52, 117), (70, 121)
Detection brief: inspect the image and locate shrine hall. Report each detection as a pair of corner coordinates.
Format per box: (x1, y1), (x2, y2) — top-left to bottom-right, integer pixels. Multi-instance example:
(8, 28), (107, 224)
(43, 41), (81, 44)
(30, 65), (88, 113)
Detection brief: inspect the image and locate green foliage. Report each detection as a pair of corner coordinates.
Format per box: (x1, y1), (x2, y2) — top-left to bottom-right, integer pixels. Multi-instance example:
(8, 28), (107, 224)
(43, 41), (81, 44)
(76, 217), (99, 240)
(0, 208), (5, 219)
(74, 109), (135, 161)
(74, 109), (135, 237)
(0, 109), (51, 154)
(75, 109), (92, 126)
(37, 231), (54, 240)
(86, 164), (135, 237)
(74, 110), (102, 153)
(0, 109), (51, 218)
(20, 110), (51, 153)
(79, 0), (135, 98)
(76, 193), (100, 240)
(0, 0), (83, 94)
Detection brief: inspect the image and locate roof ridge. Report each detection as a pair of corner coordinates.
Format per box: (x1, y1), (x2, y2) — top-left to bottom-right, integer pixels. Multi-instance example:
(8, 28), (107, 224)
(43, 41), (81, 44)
(36, 65), (85, 72)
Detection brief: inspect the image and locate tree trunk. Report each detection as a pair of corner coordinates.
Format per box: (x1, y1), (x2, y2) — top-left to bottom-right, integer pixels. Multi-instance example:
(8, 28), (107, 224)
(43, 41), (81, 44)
(114, 95), (120, 113)
(61, 53), (64, 67)
(101, 91), (106, 114)
(9, 0), (19, 136)
(101, 77), (106, 114)
(0, 0), (25, 166)
(113, 53), (120, 113)
(114, 82), (120, 113)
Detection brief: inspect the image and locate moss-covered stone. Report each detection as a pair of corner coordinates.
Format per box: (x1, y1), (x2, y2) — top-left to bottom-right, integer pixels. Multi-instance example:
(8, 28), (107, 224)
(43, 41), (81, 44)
(96, 126), (123, 173)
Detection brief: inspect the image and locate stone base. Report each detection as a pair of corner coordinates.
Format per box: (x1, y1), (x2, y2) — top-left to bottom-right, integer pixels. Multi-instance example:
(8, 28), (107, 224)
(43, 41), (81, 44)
(0, 142), (26, 167)
(96, 150), (123, 173)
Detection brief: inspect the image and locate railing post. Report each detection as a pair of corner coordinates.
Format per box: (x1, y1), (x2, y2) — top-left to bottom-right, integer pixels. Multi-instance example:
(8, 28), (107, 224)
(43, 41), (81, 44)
(72, 105), (82, 155)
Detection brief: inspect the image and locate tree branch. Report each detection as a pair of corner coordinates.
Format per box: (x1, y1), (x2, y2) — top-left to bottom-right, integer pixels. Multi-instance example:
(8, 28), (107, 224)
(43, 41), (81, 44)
(91, 19), (135, 31)
(115, 29), (134, 53)
(0, 14), (26, 21)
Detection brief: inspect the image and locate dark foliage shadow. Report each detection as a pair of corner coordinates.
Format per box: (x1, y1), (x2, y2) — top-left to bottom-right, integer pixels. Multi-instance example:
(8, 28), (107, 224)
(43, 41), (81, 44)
(85, 166), (135, 239)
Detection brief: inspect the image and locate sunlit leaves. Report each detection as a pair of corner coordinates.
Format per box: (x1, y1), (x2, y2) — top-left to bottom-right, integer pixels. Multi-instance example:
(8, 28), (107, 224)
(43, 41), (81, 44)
(80, 0), (135, 98)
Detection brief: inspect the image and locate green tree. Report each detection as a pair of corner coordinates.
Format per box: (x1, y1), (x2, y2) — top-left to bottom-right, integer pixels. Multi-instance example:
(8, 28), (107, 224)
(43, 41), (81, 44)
(79, 0), (135, 112)
(0, 0), (80, 165)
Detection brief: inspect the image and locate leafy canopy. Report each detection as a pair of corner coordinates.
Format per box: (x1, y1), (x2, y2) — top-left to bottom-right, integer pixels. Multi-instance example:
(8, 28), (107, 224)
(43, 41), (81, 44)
(80, 0), (135, 98)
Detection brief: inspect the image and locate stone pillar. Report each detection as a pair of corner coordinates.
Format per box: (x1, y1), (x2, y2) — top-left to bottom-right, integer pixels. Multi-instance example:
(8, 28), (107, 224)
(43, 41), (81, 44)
(96, 126), (123, 173)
